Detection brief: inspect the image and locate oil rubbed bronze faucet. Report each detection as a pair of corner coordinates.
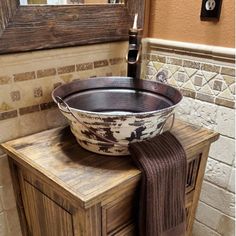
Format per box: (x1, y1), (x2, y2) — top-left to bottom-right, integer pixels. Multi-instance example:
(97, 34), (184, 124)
(126, 14), (142, 79)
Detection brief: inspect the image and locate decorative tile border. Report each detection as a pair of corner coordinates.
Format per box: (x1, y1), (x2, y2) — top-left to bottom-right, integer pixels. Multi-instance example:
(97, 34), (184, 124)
(94, 59), (109, 68)
(57, 65), (75, 75)
(143, 38), (235, 64)
(14, 71), (36, 82)
(0, 57), (126, 121)
(142, 39), (235, 109)
(0, 110), (17, 121)
(37, 68), (56, 78)
(76, 62), (93, 71)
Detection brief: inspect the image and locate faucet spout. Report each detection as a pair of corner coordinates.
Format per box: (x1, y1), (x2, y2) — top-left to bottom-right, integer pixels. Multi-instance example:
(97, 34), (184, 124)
(126, 13), (142, 80)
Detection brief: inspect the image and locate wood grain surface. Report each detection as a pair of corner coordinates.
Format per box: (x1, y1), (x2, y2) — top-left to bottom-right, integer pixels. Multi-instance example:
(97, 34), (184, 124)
(1, 119), (219, 207)
(0, 0), (150, 54)
(2, 119), (219, 236)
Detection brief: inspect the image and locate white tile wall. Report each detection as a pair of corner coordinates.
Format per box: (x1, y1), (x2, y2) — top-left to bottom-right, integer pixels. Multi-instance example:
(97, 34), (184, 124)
(209, 136), (235, 165)
(205, 158), (231, 188)
(193, 220), (221, 236)
(143, 38), (235, 236)
(176, 96), (235, 235)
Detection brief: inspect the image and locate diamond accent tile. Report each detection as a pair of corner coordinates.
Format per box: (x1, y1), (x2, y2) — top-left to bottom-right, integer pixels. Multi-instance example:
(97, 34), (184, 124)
(201, 70), (217, 81)
(153, 62), (164, 71)
(167, 76), (179, 87)
(147, 61), (153, 66)
(223, 75), (235, 86)
(213, 80), (223, 91)
(162, 64), (177, 75)
(229, 83), (236, 95)
(33, 87), (43, 98)
(218, 88), (235, 100)
(182, 80), (195, 91)
(199, 83), (215, 95)
(10, 91), (21, 102)
(175, 72), (187, 82)
(193, 76), (203, 86)
(222, 81), (227, 91)
(146, 66), (157, 76)
(184, 67), (197, 78)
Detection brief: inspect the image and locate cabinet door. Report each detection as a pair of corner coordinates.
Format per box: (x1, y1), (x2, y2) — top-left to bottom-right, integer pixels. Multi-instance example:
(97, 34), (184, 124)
(22, 180), (74, 236)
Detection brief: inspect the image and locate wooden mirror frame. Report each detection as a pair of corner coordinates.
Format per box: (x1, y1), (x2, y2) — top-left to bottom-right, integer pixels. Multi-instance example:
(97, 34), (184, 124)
(0, 0), (149, 54)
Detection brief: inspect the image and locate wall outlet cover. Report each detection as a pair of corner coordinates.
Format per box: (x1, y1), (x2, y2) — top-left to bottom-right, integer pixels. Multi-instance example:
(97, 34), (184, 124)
(200, 0), (223, 21)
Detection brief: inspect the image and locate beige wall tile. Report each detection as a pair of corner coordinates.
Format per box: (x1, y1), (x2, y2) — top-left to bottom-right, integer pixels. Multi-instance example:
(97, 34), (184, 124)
(227, 168), (236, 193)
(209, 136), (235, 165)
(196, 201), (222, 231)
(0, 118), (20, 144)
(18, 111), (48, 137)
(193, 220), (221, 236)
(0, 212), (8, 236)
(200, 181), (235, 217)
(205, 158), (231, 188)
(0, 195), (3, 213)
(0, 185), (16, 211)
(0, 156), (12, 187)
(216, 106), (235, 138)
(217, 213), (235, 236)
(5, 208), (22, 236)
(44, 109), (67, 129)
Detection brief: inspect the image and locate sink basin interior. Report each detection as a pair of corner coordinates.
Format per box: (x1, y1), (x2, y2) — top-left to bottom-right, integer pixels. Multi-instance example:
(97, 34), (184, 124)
(52, 77), (182, 115)
(64, 88), (174, 113)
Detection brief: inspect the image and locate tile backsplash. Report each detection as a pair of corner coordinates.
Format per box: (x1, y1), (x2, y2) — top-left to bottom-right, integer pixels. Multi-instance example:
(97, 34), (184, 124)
(142, 38), (235, 108)
(142, 38), (235, 236)
(0, 42), (127, 143)
(0, 41), (127, 236)
(0, 38), (235, 236)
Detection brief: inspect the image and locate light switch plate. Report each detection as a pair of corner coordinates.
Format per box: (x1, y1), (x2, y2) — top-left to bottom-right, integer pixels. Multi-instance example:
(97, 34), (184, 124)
(200, 0), (223, 21)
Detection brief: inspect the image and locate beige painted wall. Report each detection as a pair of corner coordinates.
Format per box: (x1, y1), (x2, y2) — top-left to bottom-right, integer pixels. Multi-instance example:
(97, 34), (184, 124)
(148, 0), (235, 48)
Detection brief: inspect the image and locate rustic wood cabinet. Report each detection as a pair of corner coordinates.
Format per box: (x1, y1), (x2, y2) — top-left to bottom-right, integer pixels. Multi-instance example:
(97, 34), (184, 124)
(1, 120), (219, 236)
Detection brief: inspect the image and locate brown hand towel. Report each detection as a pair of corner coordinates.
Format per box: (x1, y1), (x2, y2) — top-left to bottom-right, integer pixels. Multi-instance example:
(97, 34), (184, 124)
(129, 131), (187, 236)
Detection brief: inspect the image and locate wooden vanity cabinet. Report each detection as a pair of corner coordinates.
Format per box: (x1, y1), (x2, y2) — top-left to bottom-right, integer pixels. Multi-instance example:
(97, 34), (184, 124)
(1, 120), (219, 236)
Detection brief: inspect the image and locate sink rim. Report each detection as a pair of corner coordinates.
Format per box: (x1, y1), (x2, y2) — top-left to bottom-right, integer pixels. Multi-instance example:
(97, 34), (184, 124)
(52, 76), (183, 117)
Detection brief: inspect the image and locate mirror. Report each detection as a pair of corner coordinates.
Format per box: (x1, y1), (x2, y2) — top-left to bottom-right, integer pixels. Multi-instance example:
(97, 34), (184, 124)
(0, 0), (148, 54)
(19, 0), (124, 5)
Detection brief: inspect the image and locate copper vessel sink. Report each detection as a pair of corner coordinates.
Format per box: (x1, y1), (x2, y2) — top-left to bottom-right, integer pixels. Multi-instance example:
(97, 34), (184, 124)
(52, 77), (182, 156)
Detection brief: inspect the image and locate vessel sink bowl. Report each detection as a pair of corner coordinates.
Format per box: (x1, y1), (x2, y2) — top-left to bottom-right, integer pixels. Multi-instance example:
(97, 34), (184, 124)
(52, 77), (182, 156)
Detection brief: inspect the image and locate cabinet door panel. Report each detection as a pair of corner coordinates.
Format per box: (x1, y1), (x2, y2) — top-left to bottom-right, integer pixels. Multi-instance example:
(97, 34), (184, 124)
(113, 224), (135, 236)
(23, 180), (74, 236)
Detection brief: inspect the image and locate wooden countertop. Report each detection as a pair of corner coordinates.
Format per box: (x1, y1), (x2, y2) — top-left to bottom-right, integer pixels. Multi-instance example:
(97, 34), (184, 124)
(1, 119), (219, 208)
